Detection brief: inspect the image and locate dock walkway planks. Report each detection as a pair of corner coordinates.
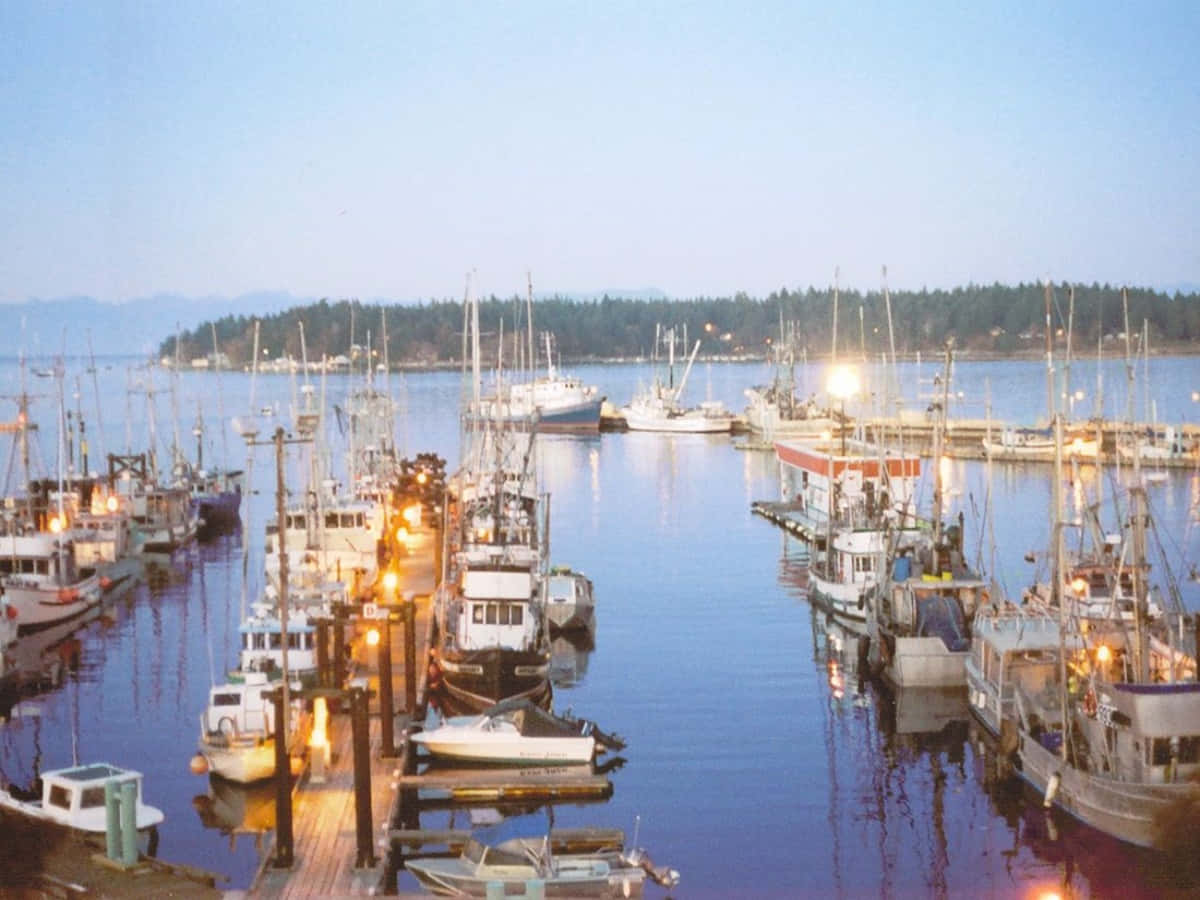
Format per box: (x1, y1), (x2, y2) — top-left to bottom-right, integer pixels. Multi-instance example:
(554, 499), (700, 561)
(247, 524), (438, 899)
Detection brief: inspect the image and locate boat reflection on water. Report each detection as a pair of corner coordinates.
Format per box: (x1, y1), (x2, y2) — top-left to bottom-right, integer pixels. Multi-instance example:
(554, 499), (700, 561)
(192, 775), (280, 854)
(549, 632), (593, 688)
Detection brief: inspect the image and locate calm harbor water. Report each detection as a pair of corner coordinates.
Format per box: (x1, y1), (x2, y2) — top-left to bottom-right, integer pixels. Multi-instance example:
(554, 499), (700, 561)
(0, 354), (1198, 897)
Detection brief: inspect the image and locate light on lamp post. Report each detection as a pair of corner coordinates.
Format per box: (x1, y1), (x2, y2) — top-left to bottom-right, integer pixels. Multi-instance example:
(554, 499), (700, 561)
(827, 365), (860, 456)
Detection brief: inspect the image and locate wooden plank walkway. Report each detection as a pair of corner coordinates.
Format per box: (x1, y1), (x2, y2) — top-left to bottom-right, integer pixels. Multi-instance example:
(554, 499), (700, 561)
(247, 523), (438, 899)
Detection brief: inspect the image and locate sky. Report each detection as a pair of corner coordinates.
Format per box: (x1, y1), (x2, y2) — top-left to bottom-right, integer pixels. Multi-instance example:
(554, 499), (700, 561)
(1, 1), (1197, 304)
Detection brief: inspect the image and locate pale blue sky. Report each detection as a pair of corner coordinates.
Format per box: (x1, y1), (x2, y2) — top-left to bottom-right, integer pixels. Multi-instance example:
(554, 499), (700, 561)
(1, 1), (1197, 303)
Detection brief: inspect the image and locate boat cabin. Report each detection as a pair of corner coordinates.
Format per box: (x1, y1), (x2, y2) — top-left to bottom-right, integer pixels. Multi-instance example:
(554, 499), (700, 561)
(238, 605), (317, 677)
(456, 566), (541, 652)
(1087, 682), (1200, 785)
(203, 672), (275, 738)
(32, 763), (163, 832)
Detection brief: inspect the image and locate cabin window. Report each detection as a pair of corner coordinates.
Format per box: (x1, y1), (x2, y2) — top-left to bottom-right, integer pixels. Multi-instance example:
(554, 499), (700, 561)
(288, 514), (306, 529)
(0, 560), (9, 574)
(48, 785), (72, 809)
(326, 513), (340, 529)
(486, 603), (498, 624)
(355, 513), (365, 528)
(1151, 736), (1200, 765)
(509, 604), (523, 625)
(497, 604), (510, 625)
(853, 556), (874, 574)
(81, 787), (106, 808)
(472, 604), (484, 624)
(214, 692), (241, 706)
(270, 632), (282, 649)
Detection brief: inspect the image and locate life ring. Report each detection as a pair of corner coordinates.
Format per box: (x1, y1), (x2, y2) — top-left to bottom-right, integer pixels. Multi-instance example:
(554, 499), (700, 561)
(1083, 687), (1098, 718)
(217, 716), (238, 737)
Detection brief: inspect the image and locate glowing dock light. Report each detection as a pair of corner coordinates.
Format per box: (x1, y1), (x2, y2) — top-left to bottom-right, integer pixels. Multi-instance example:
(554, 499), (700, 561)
(48, 515), (64, 534)
(403, 504), (422, 528)
(1096, 644), (1112, 664)
(382, 570), (398, 593)
(106, 496), (119, 513)
(365, 628), (380, 648)
(1070, 577), (1088, 595)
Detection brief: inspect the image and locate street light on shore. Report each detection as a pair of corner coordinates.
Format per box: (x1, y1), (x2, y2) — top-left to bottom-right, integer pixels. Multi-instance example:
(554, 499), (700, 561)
(827, 365), (860, 456)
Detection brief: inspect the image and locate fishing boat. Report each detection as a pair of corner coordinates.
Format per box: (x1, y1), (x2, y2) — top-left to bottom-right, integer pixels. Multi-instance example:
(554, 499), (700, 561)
(412, 698), (625, 765)
(620, 325), (732, 433)
(0, 763), (164, 836)
(484, 332), (604, 434)
(405, 831), (678, 898)
(980, 425), (1100, 459)
(0, 528), (103, 636)
(742, 319), (837, 439)
(196, 671), (303, 784)
(234, 599), (319, 684)
(478, 279), (604, 434)
(1010, 418), (1200, 849)
(544, 566), (595, 635)
(109, 452), (199, 554)
(432, 286), (553, 715)
(966, 602), (1070, 739)
(867, 345), (989, 688)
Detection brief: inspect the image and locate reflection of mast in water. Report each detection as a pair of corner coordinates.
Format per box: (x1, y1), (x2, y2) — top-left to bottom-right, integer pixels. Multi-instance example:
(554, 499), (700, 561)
(811, 605), (846, 898)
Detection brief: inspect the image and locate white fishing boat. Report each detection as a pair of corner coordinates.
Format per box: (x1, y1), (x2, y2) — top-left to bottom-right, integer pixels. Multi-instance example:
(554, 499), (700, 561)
(544, 566), (595, 635)
(980, 425), (1100, 459)
(484, 330), (604, 434)
(0, 762), (164, 835)
(235, 599), (319, 684)
(1009, 418), (1200, 849)
(620, 326), (732, 433)
(406, 831), (678, 898)
(0, 529), (103, 636)
(412, 698), (624, 765)
(197, 671), (302, 784)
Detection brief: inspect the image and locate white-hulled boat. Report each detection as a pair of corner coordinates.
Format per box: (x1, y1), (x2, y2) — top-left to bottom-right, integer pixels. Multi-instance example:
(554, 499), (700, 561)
(0, 529), (103, 636)
(620, 326), (732, 434)
(197, 671), (300, 784)
(412, 698), (624, 765)
(0, 762), (164, 835)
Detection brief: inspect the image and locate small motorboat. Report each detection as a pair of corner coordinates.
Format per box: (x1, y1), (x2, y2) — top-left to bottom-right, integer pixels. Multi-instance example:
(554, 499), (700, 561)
(545, 566), (596, 635)
(406, 832), (678, 898)
(0, 762), (164, 836)
(412, 698), (625, 765)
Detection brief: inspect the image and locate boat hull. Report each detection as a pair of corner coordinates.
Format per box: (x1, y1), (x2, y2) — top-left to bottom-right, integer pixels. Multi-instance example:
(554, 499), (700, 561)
(435, 647), (551, 716)
(198, 736), (278, 784)
(411, 731), (594, 765)
(6, 575), (104, 637)
(1016, 729), (1199, 849)
(195, 490), (242, 539)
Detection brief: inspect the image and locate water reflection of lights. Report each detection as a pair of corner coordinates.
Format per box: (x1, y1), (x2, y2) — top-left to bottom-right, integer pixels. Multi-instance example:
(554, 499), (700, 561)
(827, 660), (845, 700)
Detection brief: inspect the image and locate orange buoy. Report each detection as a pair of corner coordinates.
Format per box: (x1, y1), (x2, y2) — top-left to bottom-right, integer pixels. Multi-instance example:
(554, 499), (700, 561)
(189, 754), (209, 775)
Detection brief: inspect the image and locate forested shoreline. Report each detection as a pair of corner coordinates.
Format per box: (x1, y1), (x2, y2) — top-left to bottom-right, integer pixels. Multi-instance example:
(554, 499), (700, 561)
(160, 282), (1200, 368)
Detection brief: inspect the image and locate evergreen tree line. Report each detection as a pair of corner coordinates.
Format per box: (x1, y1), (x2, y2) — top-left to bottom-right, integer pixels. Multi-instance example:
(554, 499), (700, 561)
(161, 283), (1200, 368)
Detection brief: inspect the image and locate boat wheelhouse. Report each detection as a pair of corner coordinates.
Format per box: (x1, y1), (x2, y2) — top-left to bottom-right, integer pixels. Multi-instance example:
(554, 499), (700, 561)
(0, 762), (164, 835)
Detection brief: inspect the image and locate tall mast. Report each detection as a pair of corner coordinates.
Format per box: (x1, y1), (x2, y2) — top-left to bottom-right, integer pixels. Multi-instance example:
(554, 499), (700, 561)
(1044, 280), (1055, 425)
(1064, 285), (1075, 420)
(831, 267), (840, 366)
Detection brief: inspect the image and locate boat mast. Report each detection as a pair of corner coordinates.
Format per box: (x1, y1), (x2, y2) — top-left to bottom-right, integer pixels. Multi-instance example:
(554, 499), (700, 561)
(831, 267), (839, 367)
(1052, 411), (1068, 763)
(1064, 285), (1075, 421)
(1043, 280), (1055, 426)
(930, 342), (952, 561)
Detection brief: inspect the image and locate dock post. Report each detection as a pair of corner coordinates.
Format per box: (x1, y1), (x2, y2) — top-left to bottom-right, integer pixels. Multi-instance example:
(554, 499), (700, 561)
(378, 611), (395, 756)
(333, 611), (346, 709)
(271, 689), (294, 868)
(351, 684), (377, 867)
(104, 779), (121, 861)
(316, 616), (330, 688)
(119, 779), (137, 866)
(403, 591), (417, 713)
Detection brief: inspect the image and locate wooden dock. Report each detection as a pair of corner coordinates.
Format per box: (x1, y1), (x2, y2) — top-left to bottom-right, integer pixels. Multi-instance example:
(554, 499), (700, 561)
(246, 522), (439, 899)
